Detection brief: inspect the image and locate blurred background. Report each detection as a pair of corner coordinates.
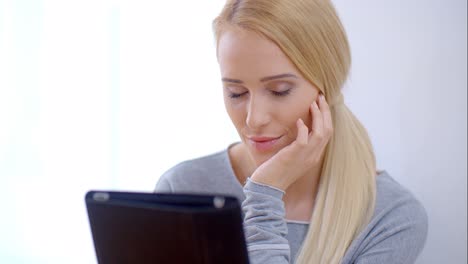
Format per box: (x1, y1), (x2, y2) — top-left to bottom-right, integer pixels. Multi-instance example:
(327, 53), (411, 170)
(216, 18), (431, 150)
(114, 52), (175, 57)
(0, 0), (466, 263)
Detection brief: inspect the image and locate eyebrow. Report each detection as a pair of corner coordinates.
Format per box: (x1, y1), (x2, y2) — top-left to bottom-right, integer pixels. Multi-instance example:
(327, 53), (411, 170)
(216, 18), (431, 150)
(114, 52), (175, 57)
(222, 73), (298, 84)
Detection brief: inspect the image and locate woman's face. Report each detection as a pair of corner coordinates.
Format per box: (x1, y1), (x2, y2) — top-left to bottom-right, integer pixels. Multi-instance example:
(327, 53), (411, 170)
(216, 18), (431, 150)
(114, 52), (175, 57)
(218, 29), (320, 166)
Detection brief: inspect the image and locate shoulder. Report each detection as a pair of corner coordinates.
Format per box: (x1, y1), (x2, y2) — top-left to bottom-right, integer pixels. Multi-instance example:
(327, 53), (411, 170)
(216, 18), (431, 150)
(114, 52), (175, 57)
(154, 149), (233, 193)
(345, 172), (428, 263)
(374, 172), (428, 226)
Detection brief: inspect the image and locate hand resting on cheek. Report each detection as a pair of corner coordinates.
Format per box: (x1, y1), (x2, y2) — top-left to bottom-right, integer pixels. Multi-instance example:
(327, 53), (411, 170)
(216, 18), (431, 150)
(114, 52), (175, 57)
(251, 93), (333, 191)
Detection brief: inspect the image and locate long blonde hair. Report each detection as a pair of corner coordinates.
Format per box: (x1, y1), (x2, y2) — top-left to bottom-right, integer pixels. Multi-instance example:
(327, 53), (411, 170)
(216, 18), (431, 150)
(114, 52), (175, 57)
(213, 0), (376, 263)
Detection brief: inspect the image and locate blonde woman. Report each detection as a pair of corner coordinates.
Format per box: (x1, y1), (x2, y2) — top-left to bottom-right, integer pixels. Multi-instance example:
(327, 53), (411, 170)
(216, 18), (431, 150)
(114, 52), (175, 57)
(155, 0), (428, 263)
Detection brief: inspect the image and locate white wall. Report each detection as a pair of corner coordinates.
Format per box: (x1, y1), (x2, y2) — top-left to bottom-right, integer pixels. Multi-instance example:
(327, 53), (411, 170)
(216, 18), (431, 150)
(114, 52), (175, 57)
(333, 1), (467, 263)
(0, 0), (465, 263)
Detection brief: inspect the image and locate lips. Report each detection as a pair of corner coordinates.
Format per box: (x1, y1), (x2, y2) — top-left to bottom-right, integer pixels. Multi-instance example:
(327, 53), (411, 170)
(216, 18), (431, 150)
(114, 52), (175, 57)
(249, 136), (280, 142)
(247, 136), (282, 152)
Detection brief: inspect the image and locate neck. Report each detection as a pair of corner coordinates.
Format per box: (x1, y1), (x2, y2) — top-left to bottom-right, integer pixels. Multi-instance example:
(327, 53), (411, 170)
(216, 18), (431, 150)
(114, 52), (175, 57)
(283, 165), (321, 203)
(282, 164), (321, 221)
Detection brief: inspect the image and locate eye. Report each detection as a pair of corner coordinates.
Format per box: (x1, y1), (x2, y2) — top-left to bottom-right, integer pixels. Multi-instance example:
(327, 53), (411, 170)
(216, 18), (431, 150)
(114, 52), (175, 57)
(225, 86), (248, 99)
(228, 91), (248, 98)
(271, 89), (291, 97)
(269, 82), (294, 97)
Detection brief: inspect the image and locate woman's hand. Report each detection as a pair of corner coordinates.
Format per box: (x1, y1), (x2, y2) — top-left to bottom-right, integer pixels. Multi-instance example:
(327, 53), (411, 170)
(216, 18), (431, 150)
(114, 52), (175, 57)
(250, 94), (333, 191)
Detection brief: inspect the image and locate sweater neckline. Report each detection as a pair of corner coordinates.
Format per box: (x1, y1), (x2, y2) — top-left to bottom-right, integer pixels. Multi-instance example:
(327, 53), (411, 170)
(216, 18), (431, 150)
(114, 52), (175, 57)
(222, 142), (245, 192)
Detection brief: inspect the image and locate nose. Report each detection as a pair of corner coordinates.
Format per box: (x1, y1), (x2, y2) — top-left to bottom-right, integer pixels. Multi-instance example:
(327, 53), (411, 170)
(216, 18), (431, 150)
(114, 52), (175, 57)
(246, 95), (271, 130)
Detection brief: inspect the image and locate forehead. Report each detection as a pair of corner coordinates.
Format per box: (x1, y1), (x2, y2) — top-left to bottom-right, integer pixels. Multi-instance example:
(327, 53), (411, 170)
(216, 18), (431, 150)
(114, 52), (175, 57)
(217, 29), (299, 80)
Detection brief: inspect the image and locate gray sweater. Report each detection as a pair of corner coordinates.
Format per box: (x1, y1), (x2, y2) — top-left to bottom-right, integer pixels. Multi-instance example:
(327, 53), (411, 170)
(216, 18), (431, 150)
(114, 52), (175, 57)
(155, 148), (428, 264)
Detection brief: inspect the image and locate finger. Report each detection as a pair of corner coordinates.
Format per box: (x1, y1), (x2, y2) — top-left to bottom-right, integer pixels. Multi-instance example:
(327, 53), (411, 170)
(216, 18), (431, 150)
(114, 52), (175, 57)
(296, 118), (308, 146)
(318, 94), (333, 138)
(309, 100), (324, 142)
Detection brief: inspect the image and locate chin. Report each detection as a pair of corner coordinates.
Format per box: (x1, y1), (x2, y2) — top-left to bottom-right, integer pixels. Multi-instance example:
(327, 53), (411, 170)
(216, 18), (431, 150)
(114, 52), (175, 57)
(252, 155), (270, 167)
(248, 149), (277, 167)
(244, 137), (290, 166)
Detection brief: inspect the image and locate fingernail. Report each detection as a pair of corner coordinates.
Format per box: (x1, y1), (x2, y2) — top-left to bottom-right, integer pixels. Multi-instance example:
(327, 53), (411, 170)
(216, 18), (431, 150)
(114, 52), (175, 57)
(319, 94), (325, 100)
(313, 101), (318, 108)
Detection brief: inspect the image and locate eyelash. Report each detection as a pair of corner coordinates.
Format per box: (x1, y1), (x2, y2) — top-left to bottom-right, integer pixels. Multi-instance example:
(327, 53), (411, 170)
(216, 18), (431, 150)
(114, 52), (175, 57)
(228, 89), (291, 99)
(271, 89), (291, 97)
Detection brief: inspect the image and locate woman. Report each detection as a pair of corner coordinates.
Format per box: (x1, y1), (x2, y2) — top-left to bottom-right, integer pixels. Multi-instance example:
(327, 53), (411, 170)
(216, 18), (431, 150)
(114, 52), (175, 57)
(155, 0), (428, 263)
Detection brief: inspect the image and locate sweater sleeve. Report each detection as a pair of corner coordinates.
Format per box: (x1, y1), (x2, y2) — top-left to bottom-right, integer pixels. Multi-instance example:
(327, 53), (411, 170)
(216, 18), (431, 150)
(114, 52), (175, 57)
(242, 178), (290, 264)
(154, 168), (174, 193)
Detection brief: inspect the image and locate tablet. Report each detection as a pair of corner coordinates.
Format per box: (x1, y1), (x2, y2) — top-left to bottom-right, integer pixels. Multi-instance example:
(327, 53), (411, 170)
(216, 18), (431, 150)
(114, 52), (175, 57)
(85, 191), (249, 264)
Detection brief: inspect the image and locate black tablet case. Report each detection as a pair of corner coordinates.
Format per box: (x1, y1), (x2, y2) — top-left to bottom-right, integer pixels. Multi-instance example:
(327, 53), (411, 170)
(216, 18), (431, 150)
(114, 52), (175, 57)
(85, 191), (249, 264)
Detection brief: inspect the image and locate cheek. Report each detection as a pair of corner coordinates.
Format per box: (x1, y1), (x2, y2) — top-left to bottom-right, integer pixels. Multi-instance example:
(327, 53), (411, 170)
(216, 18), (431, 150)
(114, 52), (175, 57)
(290, 90), (319, 133)
(280, 102), (312, 139)
(225, 101), (246, 131)
(302, 107), (313, 131)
